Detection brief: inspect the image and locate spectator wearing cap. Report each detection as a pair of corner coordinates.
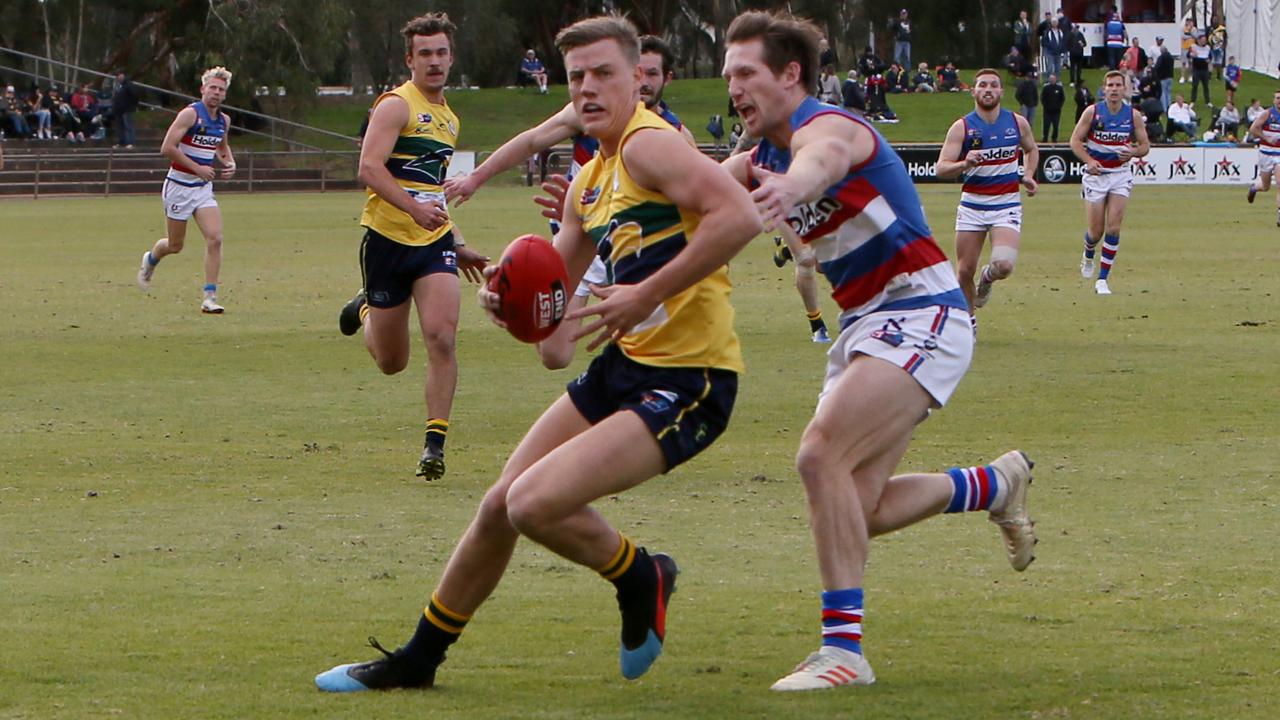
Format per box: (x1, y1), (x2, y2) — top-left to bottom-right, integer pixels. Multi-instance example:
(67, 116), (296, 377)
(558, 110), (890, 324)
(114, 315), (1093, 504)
(519, 50), (548, 94)
(2, 85), (32, 138)
(1155, 44), (1175, 110)
(1147, 36), (1165, 67)
(888, 9), (912, 68)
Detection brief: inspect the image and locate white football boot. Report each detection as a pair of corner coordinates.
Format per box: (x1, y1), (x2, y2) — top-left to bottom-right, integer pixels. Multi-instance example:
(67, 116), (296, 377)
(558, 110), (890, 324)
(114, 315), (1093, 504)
(137, 252), (155, 290)
(988, 450), (1037, 571)
(1094, 278), (1111, 295)
(770, 646), (875, 691)
(201, 296), (225, 314)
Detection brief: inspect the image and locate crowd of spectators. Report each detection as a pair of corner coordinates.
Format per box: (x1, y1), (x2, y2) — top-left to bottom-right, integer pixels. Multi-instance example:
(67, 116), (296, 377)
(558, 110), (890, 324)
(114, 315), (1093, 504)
(0, 75), (139, 146)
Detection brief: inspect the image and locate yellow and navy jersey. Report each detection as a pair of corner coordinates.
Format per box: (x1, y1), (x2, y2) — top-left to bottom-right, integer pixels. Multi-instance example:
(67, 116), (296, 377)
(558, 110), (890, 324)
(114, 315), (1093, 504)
(569, 103), (743, 373)
(360, 81), (458, 247)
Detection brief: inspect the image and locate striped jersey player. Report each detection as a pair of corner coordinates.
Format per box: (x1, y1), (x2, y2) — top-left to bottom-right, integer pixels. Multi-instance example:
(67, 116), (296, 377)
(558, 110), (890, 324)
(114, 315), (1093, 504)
(1068, 70), (1150, 295)
(721, 10), (1035, 693)
(936, 68), (1039, 317)
(1245, 88), (1280, 226)
(136, 66), (237, 314)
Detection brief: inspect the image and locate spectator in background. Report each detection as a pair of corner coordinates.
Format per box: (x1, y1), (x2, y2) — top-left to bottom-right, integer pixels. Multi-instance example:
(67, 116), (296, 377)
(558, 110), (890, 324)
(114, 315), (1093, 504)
(727, 121), (744, 149)
(818, 64), (841, 103)
(911, 62), (935, 92)
(1224, 56), (1241, 106)
(1074, 81), (1094, 122)
(1005, 47), (1033, 78)
(29, 88), (53, 140)
(1068, 24), (1088, 87)
(1016, 71), (1039, 125)
(2, 85), (32, 138)
(889, 9), (912, 68)
(1189, 34), (1212, 105)
(1042, 19), (1066, 82)
(938, 61), (960, 92)
(885, 62), (904, 93)
(1155, 43), (1175, 110)
(1147, 36), (1165, 67)
(70, 83), (100, 138)
(841, 70), (866, 111)
(1035, 11), (1053, 43)
(1166, 94), (1198, 140)
(47, 87), (84, 142)
(1118, 38), (1140, 87)
(1245, 98), (1265, 128)
(1136, 66), (1159, 102)
(1041, 73), (1065, 142)
(1208, 17), (1227, 79)
(1055, 6), (1073, 37)
(519, 49), (549, 94)
(1104, 9), (1127, 70)
(111, 71), (139, 148)
(858, 46), (883, 78)
(1013, 10), (1032, 58)
(1179, 17), (1197, 84)
(1217, 100), (1241, 138)
(1139, 94), (1165, 142)
(818, 36), (837, 70)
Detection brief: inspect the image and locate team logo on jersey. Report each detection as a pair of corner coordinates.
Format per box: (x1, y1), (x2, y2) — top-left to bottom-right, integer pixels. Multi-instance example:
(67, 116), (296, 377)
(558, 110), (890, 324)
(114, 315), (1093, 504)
(446, 120), (457, 136)
(580, 187), (600, 205)
(1004, 127), (1018, 137)
(417, 113), (433, 123)
(871, 318), (905, 347)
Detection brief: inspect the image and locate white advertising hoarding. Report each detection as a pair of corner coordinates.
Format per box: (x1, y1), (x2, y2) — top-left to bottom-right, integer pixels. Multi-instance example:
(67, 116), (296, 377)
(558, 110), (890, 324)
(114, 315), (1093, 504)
(1133, 147), (1261, 184)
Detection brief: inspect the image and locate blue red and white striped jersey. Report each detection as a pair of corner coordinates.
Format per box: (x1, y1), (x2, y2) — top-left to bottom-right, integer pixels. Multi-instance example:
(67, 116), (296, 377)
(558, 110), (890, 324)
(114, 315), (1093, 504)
(751, 96), (967, 326)
(959, 109), (1023, 211)
(1259, 107), (1280, 156)
(166, 102), (226, 187)
(1085, 102), (1135, 171)
(1105, 18), (1126, 48)
(567, 102), (683, 180)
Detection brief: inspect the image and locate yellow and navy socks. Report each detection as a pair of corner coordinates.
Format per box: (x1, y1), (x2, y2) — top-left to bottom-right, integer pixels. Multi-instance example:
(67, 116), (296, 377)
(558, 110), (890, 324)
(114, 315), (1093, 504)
(807, 309), (826, 334)
(424, 418), (449, 452)
(944, 464), (1002, 513)
(402, 592), (470, 663)
(821, 588), (863, 655)
(597, 532), (654, 595)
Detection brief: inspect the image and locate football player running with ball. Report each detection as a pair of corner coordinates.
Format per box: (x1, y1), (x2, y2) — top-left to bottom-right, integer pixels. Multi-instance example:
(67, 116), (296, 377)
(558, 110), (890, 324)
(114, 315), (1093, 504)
(315, 14), (761, 692)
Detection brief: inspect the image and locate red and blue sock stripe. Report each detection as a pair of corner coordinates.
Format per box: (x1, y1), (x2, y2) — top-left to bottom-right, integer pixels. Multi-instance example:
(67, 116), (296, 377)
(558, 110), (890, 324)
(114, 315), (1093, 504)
(820, 588), (863, 655)
(945, 465), (999, 513)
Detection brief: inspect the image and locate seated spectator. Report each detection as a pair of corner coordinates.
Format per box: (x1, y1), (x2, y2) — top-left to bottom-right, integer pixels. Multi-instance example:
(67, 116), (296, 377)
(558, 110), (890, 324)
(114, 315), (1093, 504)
(938, 62), (960, 91)
(1139, 95), (1165, 142)
(1004, 47), (1033, 78)
(28, 88), (53, 140)
(885, 63), (904, 93)
(818, 65), (841, 104)
(727, 122), (744, 149)
(841, 70), (866, 112)
(864, 73), (898, 122)
(2, 85), (33, 138)
(911, 62), (935, 92)
(519, 49), (548, 94)
(1216, 100), (1240, 139)
(1245, 98), (1264, 125)
(1136, 67), (1159, 101)
(46, 87), (85, 142)
(70, 83), (100, 135)
(1166, 95), (1198, 140)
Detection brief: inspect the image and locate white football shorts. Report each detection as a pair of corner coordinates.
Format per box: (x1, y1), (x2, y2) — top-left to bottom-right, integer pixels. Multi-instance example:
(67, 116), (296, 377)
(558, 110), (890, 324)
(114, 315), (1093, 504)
(819, 304), (974, 409)
(1081, 168), (1133, 203)
(1258, 152), (1279, 177)
(955, 204), (1023, 233)
(162, 179), (218, 221)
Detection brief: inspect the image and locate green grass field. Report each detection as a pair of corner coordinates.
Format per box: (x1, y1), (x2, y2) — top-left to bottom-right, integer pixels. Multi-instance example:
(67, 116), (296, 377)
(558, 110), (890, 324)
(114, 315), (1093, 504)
(298, 67), (1280, 152)
(2, 184), (1278, 719)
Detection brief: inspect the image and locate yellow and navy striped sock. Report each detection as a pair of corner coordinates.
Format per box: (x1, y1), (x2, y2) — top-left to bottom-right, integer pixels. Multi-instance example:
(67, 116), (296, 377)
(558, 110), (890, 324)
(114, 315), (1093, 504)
(403, 592), (471, 662)
(425, 418), (449, 451)
(806, 309), (825, 333)
(358, 302), (370, 324)
(597, 532), (654, 595)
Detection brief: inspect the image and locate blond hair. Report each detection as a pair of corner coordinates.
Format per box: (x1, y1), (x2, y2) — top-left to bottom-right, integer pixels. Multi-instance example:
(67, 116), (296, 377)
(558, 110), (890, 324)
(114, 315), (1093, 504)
(201, 66), (232, 87)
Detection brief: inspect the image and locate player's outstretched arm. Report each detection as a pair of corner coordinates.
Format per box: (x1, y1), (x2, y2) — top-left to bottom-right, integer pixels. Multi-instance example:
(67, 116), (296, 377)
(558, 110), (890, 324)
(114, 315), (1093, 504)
(750, 116), (871, 230)
(934, 118), (973, 180)
(443, 102), (583, 205)
(1015, 113), (1040, 195)
(160, 107), (211, 182)
(216, 112), (236, 179)
(359, 95), (448, 231)
(720, 150), (753, 187)
(569, 129), (762, 348)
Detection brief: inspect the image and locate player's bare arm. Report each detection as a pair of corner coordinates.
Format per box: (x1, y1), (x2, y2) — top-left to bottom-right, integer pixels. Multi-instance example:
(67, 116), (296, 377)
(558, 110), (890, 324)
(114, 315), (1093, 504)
(934, 119), (975, 180)
(444, 102), (585, 204)
(569, 128), (762, 348)
(1248, 110), (1269, 141)
(1069, 105), (1102, 174)
(449, 227), (489, 283)
(1126, 108), (1151, 158)
(751, 115), (872, 230)
(1015, 113), (1040, 195)
(358, 94), (449, 231)
(719, 150), (753, 186)
(161, 108), (212, 182)
(216, 112), (236, 179)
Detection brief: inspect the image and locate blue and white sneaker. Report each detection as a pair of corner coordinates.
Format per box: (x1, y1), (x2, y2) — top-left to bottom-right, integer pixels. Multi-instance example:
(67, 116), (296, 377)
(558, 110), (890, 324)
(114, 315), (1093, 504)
(811, 327), (832, 344)
(315, 638), (442, 692)
(618, 551), (678, 679)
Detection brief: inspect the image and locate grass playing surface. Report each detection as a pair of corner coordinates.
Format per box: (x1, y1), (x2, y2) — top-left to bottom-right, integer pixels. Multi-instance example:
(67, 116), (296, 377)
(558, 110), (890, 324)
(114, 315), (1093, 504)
(1, 184), (1278, 719)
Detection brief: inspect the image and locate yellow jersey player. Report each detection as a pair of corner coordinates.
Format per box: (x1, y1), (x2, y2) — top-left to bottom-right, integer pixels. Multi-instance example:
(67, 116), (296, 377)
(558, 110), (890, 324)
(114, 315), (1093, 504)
(335, 13), (488, 480)
(315, 14), (761, 692)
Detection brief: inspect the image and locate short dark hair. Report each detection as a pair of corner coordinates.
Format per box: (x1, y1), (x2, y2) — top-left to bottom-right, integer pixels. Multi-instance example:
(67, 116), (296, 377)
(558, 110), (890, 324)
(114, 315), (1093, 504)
(401, 13), (455, 55)
(639, 35), (676, 76)
(555, 15), (640, 64)
(726, 11), (822, 95)
(973, 68), (1002, 83)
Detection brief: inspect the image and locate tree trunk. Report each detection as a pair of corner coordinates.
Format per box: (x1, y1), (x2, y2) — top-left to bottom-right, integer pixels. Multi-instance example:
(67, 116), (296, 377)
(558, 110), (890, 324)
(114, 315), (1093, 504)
(72, 0), (85, 88)
(41, 0), (54, 85)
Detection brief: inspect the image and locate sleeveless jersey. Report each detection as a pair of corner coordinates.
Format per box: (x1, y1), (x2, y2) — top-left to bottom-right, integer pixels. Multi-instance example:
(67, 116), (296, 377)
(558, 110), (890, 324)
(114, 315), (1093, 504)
(959, 109), (1023, 211)
(1086, 102), (1136, 171)
(751, 96), (966, 326)
(1105, 19), (1126, 48)
(567, 101), (683, 180)
(166, 102), (226, 187)
(569, 103), (743, 373)
(360, 81), (458, 247)
(1259, 107), (1280, 157)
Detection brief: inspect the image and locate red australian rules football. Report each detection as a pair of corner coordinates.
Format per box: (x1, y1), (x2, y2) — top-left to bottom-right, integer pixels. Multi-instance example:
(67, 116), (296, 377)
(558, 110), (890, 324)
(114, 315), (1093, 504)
(488, 234), (569, 343)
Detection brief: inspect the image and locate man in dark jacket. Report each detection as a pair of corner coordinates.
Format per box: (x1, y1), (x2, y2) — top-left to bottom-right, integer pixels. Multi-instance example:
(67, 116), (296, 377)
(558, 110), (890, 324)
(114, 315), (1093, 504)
(1073, 81), (1094, 122)
(1041, 73), (1066, 142)
(1068, 27), (1089, 87)
(858, 46), (883, 78)
(1016, 71), (1039, 125)
(111, 71), (139, 148)
(841, 70), (866, 112)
